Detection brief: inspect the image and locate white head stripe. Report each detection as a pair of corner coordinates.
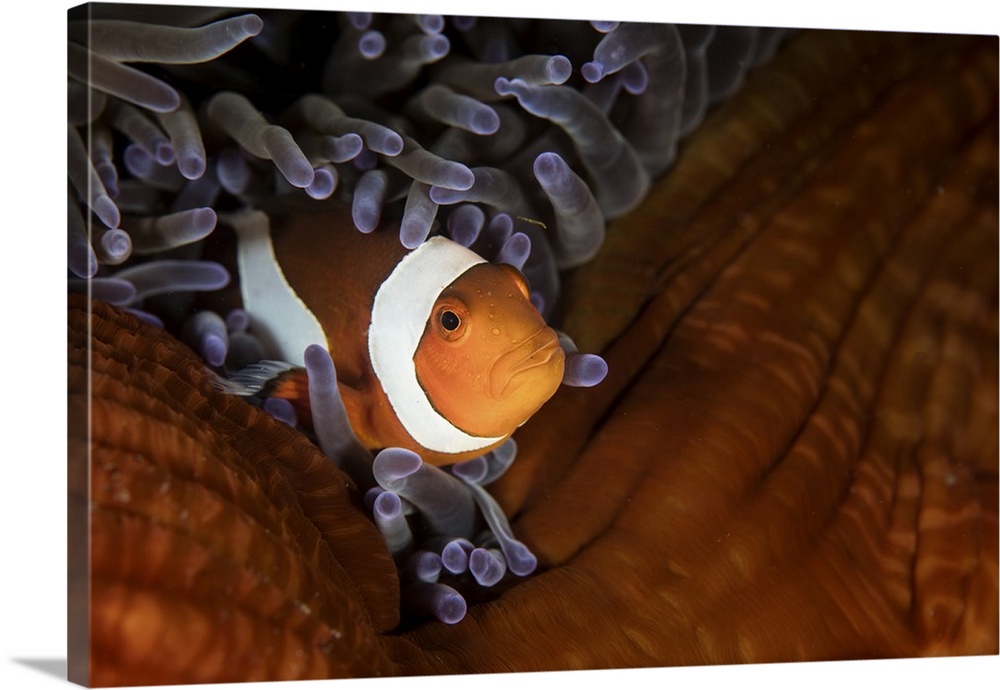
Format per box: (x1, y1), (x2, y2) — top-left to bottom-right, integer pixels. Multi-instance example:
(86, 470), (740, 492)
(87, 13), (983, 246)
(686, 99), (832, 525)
(369, 236), (507, 455)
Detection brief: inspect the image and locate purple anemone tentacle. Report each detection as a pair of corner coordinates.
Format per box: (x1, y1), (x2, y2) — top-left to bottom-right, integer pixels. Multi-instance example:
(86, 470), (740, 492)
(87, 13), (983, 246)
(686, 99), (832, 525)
(225, 308), (250, 333)
(107, 99), (174, 165)
(95, 228), (132, 266)
(582, 22), (687, 177)
(68, 124), (121, 230)
(462, 480), (538, 577)
(480, 438), (518, 486)
(372, 490), (415, 557)
(407, 83), (500, 135)
(402, 582), (467, 625)
(205, 91), (315, 189)
(384, 136), (474, 191)
(345, 12), (372, 30)
(261, 396), (298, 427)
(445, 204), (485, 247)
(400, 182), (438, 249)
(67, 41), (180, 112)
(357, 30), (386, 59)
(126, 207), (217, 255)
(621, 60), (650, 95)
(412, 14), (445, 35)
(304, 166), (338, 200)
(530, 292), (546, 315)
(352, 150), (378, 171)
(297, 132), (365, 165)
(363, 486), (383, 513)
(451, 456), (489, 484)
(469, 547), (507, 587)
(429, 166), (530, 217)
(533, 151), (605, 268)
(182, 310), (229, 367)
(302, 344), (373, 482)
(450, 16), (477, 32)
(485, 213), (513, 245)
(156, 93), (207, 180)
(372, 448), (478, 537)
(68, 14), (263, 64)
(90, 126), (119, 198)
(557, 331), (609, 387)
(115, 259), (229, 303)
(513, 221), (561, 322)
(284, 95), (404, 157)
(123, 144), (186, 191)
(68, 277), (137, 306)
(352, 168), (389, 233)
(215, 148), (262, 196)
(563, 353), (610, 387)
(591, 20), (620, 33)
(326, 32), (451, 97)
(496, 232), (531, 271)
(438, 538), (474, 575)
(495, 76), (649, 218)
(468, 212), (511, 261)
(430, 103), (529, 165)
(404, 550), (443, 583)
(433, 54), (572, 102)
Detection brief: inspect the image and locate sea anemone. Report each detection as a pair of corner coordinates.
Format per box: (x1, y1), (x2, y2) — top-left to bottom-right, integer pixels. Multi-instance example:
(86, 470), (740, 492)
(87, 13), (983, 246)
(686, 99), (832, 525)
(67, 5), (783, 315)
(68, 2), (784, 627)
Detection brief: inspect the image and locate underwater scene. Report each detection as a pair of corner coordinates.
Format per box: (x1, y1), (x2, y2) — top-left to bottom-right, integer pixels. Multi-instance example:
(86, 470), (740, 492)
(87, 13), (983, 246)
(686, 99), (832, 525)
(65, 2), (998, 686)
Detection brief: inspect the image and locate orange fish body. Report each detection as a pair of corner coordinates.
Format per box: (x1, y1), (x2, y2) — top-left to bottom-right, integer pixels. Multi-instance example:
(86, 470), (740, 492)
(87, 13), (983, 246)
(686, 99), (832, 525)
(224, 198), (565, 466)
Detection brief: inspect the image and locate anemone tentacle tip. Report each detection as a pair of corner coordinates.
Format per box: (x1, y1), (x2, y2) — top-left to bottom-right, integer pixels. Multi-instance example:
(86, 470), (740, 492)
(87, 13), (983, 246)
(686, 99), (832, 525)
(547, 55), (573, 83)
(563, 353), (609, 387)
(242, 13), (265, 36)
(373, 447), (424, 481)
(437, 592), (467, 624)
(358, 30), (386, 59)
(373, 490), (403, 519)
(177, 151), (207, 179)
(581, 60), (604, 83)
(506, 543), (538, 577)
(202, 334), (227, 367)
(493, 76), (514, 96)
(532, 150), (565, 177)
(93, 194), (121, 229)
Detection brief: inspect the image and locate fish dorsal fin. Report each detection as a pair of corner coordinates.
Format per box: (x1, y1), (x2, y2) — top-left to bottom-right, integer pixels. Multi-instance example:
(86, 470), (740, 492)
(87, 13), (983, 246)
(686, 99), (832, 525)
(369, 236), (507, 456)
(224, 209), (327, 367)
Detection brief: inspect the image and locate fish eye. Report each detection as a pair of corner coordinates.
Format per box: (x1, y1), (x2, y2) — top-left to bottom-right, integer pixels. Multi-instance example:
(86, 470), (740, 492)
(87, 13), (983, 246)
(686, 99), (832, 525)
(433, 303), (467, 341)
(440, 310), (461, 332)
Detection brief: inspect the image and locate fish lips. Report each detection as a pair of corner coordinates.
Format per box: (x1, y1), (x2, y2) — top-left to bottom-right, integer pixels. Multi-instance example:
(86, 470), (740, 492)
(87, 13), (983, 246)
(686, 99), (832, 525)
(488, 328), (565, 403)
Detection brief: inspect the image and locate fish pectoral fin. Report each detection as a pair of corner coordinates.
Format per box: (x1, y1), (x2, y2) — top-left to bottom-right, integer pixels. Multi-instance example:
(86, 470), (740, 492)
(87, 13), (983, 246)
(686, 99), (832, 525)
(216, 360), (298, 397)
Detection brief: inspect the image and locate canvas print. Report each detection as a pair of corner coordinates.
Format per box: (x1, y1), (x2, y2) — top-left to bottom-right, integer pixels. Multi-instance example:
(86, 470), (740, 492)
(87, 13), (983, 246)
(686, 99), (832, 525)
(66, 2), (998, 686)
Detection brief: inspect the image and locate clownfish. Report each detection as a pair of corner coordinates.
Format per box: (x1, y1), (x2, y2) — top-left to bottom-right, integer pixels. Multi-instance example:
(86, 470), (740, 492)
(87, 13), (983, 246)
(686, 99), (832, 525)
(218, 198), (565, 467)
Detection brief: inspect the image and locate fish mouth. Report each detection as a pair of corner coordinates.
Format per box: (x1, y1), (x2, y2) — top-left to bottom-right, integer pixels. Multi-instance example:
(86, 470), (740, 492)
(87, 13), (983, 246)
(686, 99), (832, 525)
(488, 328), (565, 402)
